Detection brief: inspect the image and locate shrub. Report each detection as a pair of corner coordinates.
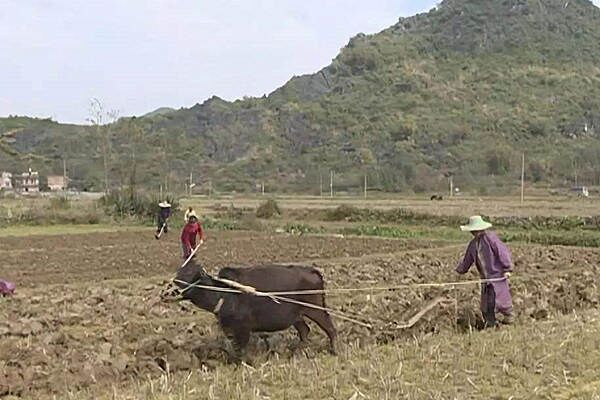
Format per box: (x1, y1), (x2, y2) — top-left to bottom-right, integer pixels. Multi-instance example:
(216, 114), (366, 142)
(99, 189), (179, 220)
(325, 205), (360, 221)
(256, 199), (281, 219)
(49, 196), (71, 210)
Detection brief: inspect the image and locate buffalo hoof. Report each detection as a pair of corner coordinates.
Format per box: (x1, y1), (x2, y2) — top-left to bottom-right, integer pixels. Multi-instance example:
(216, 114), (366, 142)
(328, 345), (337, 356)
(289, 341), (308, 355)
(225, 347), (249, 365)
(228, 355), (242, 365)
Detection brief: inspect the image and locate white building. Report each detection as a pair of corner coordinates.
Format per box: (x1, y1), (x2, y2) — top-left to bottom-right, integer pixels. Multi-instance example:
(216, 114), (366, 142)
(15, 168), (39, 193)
(47, 175), (68, 191)
(0, 172), (12, 190)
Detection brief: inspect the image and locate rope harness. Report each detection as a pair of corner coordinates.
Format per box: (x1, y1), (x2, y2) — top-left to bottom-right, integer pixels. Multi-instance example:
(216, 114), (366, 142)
(168, 275), (511, 330)
(168, 242), (511, 330)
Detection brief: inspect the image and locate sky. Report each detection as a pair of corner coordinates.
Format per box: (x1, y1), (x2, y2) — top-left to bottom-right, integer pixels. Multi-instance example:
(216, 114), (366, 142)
(1, 0), (598, 124)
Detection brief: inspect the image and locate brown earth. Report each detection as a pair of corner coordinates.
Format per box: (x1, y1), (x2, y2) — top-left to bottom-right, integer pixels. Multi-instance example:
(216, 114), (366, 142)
(0, 230), (598, 398)
(0, 230), (440, 286)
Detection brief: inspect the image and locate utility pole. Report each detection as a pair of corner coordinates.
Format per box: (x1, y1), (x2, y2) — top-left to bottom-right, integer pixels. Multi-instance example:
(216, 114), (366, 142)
(189, 171), (193, 196)
(330, 170), (334, 198)
(261, 182), (265, 196)
(319, 173), (323, 197)
(521, 152), (525, 205)
(62, 158), (67, 190)
(449, 176), (454, 198)
(364, 173), (367, 200)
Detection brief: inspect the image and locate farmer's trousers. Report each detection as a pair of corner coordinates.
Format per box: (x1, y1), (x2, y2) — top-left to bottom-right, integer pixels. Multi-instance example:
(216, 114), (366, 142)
(157, 216), (168, 233)
(481, 283), (497, 328)
(481, 281), (514, 328)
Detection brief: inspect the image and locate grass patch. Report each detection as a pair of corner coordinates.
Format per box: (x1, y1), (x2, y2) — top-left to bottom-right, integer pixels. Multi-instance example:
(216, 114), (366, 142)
(502, 230), (600, 247)
(49, 196), (71, 210)
(339, 224), (469, 242)
(282, 222), (325, 235)
(338, 222), (600, 248)
(341, 225), (423, 239)
(323, 206), (600, 231)
(201, 217), (241, 231)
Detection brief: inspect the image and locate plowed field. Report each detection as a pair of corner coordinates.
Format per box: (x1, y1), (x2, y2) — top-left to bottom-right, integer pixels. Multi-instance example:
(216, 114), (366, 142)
(0, 230), (598, 398)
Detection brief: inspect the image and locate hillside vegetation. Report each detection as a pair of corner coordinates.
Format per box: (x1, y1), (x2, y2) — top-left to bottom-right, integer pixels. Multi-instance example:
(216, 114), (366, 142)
(1, 0), (600, 194)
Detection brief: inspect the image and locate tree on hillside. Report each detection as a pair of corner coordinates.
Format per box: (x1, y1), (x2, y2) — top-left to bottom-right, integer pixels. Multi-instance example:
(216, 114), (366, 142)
(88, 99), (119, 193)
(115, 118), (148, 191)
(0, 128), (20, 156)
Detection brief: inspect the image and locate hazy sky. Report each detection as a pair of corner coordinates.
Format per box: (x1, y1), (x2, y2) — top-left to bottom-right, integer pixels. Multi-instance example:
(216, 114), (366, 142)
(1, 0), (598, 123)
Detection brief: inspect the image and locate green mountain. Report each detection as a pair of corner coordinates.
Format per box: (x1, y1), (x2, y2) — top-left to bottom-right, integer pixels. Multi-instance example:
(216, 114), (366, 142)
(2, 0), (600, 194)
(142, 107), (176, 118)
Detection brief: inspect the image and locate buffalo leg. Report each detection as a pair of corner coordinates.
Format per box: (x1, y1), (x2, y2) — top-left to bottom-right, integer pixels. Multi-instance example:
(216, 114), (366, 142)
(293, 319), (310, 342)
(304, 310), (337, 355)
(231, 328), (250, 362)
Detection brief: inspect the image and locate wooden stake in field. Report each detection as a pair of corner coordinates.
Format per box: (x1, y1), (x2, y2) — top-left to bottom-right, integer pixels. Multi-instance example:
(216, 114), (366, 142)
(521, 152), (525, 205)
(364, 173), (367, 199)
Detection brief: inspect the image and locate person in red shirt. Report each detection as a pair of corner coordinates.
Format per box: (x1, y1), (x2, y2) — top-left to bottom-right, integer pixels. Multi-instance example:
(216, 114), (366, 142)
(180, 211), (206, 259)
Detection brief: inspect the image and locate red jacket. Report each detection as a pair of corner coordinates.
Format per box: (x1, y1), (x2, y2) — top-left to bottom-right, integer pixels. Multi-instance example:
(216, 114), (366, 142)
(181, 221), (205, 256)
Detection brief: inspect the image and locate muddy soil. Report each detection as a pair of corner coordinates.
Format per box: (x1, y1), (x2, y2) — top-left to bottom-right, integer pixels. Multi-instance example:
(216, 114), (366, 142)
(0, 230), (598, 397)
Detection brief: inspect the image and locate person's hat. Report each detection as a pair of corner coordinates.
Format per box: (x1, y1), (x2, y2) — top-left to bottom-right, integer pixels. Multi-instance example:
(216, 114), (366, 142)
(159, 201), (171, 208)
(460, 215), (492, 231)
(187, 210), (198, 220)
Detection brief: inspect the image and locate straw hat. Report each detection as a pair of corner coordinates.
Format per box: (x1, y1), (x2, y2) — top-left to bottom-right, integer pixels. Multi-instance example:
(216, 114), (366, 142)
(460, 215), (492, 231)
(187, 210), (198, 220)
(159, 201), (171, 208)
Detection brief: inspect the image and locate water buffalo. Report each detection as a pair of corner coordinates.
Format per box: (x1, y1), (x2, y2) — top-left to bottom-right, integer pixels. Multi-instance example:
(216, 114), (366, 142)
(170, 261), (337, 358)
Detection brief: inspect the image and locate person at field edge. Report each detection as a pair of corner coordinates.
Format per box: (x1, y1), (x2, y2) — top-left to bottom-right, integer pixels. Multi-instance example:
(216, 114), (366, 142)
(181, 210), (206, 259)
(456, 215), (514, 328)
(155, 201), (172, 239)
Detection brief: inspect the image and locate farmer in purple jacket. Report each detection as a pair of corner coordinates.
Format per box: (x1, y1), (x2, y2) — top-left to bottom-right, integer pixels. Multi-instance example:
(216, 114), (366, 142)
(456, 216), (514, 328)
